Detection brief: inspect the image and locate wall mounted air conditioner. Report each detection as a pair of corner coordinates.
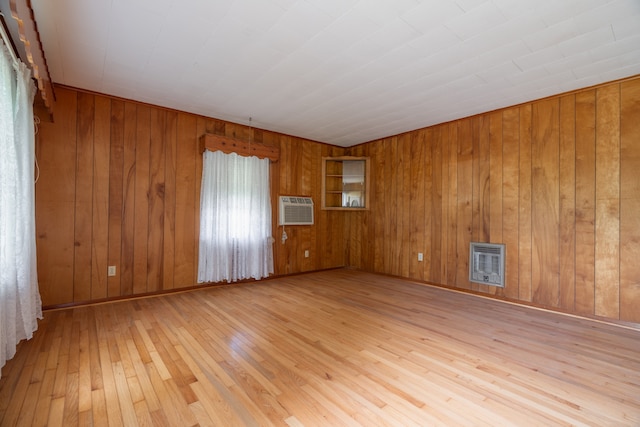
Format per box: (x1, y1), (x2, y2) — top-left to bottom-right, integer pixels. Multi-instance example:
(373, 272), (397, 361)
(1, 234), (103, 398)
(469, 242), (505, 287)
(278, 196), (314, 225)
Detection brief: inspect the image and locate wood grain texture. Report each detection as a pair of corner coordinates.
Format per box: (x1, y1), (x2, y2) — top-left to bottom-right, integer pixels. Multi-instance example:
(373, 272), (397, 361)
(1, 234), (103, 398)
(399, 134), (412, 279)
(408, 130), (426, 281)
(474, 115), (491, 294)
(147, 109), (166, 292)
(575, 90), (596, 315)
(531, 99), (560, 307)
(108, 100), (124, 297)
(430, 127), (443, 283)
(456, 119), (473, 290)
(35, 88), (77, 305)
(73, 92), (95, 302)
(439, 125), (450, 283)
(620, 79), (640, 323)
(384, 138), (397, 275)
(518, 105), (532, 302)
(174, 113), (197, 288)
(133, 105), (151, 296)
(421, 130), (433, 281)
(3, 270), (640, 426)
(121, 102), (137, 296)
(91, 96), (111, 300)
(446, 123), (459, 285)
(163, 111), (177, 291)
(594, 85), (621, 319)
(502, 108), (519, 300)
(488, 111), (503, 296)
(559, 95), (576, 311)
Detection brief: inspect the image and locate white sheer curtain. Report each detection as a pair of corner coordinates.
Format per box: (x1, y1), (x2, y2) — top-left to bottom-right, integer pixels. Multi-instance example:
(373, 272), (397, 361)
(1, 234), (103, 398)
(0, 40), (42, 376)
(198, 150), (274, 283)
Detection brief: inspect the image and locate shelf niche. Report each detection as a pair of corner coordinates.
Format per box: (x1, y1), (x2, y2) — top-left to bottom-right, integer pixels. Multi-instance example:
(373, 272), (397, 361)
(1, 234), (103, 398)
(321, 156), (370, 210)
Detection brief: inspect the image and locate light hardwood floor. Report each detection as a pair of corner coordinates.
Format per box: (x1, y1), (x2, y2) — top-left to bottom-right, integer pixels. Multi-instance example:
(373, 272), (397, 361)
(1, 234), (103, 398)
(1, 269), (639, 426)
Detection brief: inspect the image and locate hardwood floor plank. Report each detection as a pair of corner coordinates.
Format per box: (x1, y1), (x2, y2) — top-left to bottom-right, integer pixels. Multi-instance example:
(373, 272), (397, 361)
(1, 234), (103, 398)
(113, 361), (138, 426)
(2, 269), (639, 426)
(47, 397), (65, 427)
(32, 368), (56, 427)
(91, 388), (108, 427)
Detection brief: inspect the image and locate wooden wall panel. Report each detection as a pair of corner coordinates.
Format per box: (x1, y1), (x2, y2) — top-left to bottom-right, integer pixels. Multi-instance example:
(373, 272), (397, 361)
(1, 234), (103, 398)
(408, 131), (426, 281)
(558, 95), (576, 311)
(594, 85), (620, 319)
(430, 127), (443, 283)
(36, 86), (345, 307)
(147, 110), (166, 292)
(174, 113), (197, 288)
(372, 140), (385, 274)
(473, 115), (490, 294)
(354, 76), (640, 323)
(518, 105), (532, 302)
(421, 130), (433, 281)
(107, 100), (124, 297)
(91, 97), (110, 300)
(163, 111), (177, 291)
(73, 92), (94, 302)
(502, 108), (520, 300)
(121, 102), (137, 296)
(299, 140), (314, 273)
(384, 138), (397, 275)
(488, 112), (503, 296)
(620, 79), (640, 322)
(439, 125), (450, 283)
(446, 123), (458, 285)
(574, 90), (596, 315)
(36, 88), (77, 306)
(399, 134), (412, 279)
(456, 119), (473, 290)
(489, 112), (503, 246)
(532, 99), (560, 307)
(133, 106), (151, 295)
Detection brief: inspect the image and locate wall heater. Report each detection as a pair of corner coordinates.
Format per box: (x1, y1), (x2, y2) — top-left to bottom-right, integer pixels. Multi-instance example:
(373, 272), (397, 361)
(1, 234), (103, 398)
(469, 242), (505, 287)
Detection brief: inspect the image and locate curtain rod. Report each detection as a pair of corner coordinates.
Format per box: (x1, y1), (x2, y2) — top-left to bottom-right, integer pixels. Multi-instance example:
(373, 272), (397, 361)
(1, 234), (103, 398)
(0, 12), (20, 66)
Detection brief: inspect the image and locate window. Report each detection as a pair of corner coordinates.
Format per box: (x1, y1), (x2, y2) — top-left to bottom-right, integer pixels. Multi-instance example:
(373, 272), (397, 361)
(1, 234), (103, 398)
(197, 150), (274, 283)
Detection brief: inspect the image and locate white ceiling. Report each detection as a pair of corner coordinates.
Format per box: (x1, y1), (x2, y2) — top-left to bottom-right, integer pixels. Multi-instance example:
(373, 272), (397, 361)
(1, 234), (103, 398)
(30, 0), (640, 147)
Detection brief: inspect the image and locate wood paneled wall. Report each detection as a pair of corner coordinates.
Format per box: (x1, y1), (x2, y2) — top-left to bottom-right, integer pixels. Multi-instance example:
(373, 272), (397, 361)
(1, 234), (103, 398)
(35, 79), (640, 323)
(35, 86), (346, 307)
(346, 77), (640, 323)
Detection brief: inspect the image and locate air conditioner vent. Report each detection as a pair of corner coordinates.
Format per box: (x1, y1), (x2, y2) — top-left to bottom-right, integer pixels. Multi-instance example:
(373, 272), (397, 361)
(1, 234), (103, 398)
(278, 196), (314, 225)
(469, 242), (505, 287)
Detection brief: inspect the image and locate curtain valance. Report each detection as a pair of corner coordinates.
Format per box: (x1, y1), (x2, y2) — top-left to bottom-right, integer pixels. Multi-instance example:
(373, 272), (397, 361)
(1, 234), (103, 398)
(199, 133), (280, 162)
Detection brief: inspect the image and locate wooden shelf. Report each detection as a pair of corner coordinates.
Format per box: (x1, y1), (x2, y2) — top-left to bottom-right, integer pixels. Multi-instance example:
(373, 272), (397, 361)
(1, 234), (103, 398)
(321, 156), (370, 210)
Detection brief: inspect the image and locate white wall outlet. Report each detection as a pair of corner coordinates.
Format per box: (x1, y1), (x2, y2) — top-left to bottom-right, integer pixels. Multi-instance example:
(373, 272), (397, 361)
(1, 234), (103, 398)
(304, 250), (310, 258)
(418, 252), (424, 262)
(108, 266), (116, 276)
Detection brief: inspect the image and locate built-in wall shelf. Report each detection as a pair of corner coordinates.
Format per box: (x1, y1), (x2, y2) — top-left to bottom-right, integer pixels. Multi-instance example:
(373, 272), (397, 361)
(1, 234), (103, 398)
(321, 156), (370, 210)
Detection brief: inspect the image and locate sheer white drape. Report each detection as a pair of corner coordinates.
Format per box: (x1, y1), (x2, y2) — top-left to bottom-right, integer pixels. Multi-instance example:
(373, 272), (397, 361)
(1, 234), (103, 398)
(198, 150), (274, 283)
(0, 40), (42, 376)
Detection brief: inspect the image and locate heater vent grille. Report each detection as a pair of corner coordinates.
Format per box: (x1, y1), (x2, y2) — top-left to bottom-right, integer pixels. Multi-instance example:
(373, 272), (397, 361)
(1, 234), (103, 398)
(469, 242), (505, 287)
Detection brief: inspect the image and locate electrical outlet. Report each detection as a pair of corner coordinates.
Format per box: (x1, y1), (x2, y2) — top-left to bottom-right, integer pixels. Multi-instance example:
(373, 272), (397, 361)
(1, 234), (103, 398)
(108, 266), (116, 276)
(418, 253), (423, 262)
(304, 250), (310, 258)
